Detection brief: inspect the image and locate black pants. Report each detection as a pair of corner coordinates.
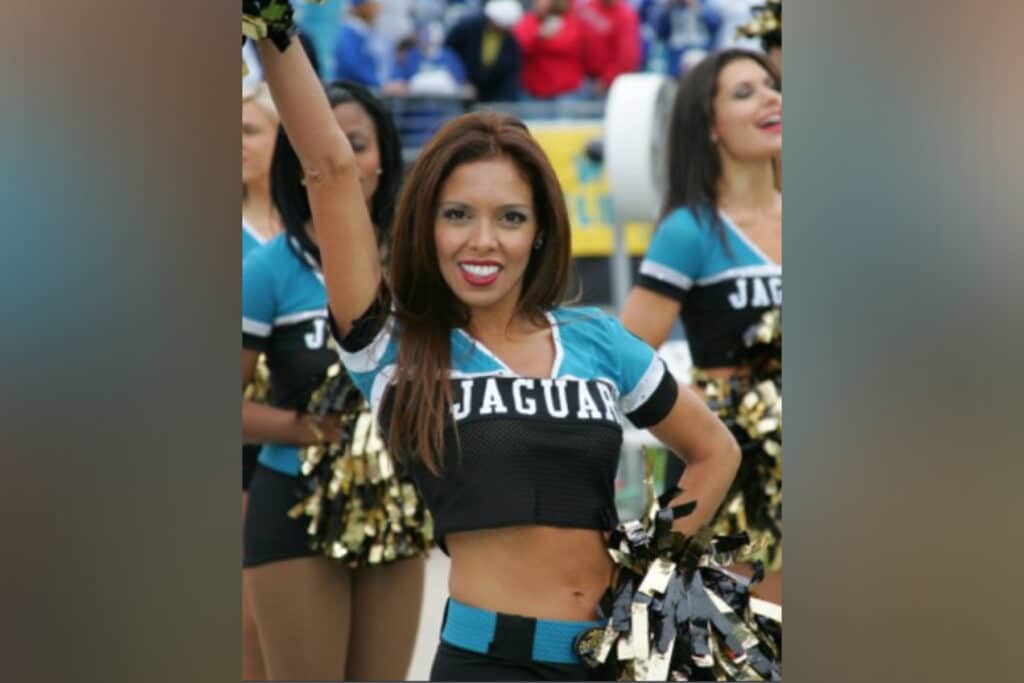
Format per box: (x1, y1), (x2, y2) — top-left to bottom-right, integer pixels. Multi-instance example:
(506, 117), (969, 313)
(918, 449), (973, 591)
(242, 444), (260, 491)
(243, 464), (317, 567)
(430, 642), (594, 682)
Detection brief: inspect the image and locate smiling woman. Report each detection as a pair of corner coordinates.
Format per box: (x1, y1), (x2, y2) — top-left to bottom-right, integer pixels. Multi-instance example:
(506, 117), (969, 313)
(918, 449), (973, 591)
(251, 24), (764, 680)
(434, 159), (538, 310)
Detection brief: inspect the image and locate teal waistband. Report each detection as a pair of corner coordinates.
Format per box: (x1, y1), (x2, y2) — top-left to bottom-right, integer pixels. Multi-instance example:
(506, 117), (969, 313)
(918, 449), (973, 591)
(441, 598), (604, 665)
(255, 444), (300, 476)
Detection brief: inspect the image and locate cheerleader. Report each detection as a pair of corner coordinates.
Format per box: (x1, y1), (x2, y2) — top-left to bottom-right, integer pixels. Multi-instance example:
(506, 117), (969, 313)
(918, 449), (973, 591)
(621, 48), (783, 603)
(241, 78), (425, 680)
(253, 29), (743, 680)
(243, 82), (282, 254)
(241, 80), (279, 681)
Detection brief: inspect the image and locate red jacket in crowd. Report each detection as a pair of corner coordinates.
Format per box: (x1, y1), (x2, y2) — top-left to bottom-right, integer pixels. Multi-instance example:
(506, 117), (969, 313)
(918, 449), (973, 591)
(577, 0), (641, 89)
(514, 8), (587, 98)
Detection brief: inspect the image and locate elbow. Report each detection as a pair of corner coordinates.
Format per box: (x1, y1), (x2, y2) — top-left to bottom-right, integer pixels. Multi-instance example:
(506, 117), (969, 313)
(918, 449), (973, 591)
(321, 152), (361, 185)
(303, 132), (360, 186)
(723, 433), (741, 480)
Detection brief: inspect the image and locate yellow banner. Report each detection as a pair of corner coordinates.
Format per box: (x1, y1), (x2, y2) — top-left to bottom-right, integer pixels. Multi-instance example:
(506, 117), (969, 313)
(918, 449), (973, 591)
(529, 122), (653, 257)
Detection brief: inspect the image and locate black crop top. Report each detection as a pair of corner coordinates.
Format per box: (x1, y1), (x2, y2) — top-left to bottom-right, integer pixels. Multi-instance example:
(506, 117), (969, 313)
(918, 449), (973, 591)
(635, 208), (782, 368)
(330, 302), (678, 551)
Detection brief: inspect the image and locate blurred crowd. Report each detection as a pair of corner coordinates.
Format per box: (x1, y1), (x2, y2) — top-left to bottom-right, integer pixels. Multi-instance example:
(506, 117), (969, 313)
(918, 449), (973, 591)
(243, 0), (770, 106)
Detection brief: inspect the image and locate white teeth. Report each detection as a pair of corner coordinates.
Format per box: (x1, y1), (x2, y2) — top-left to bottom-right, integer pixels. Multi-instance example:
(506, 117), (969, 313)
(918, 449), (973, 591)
(460, 264), (500, 277)
(760, 115), (781, 126)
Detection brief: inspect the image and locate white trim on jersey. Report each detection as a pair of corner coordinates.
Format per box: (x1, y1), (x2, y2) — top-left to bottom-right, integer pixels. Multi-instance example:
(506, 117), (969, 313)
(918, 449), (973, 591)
(638, 260), (694, 291)
(454, 329), (516, 375)
(719, 211), (780, 266)
(338, 316), (396, 373)
(620, 355), (666, 415)
(242, 219), (268, 246)
(450, 369), (512, 379)
(273, 309), (328, 326)
(287, 235), (326, 285)
(242, 317), (272, 337)
(546, 311), (565, 377)
(695, 264), (782, 287)
(456, 317), (564, 379)
(369, 363), (397, 417)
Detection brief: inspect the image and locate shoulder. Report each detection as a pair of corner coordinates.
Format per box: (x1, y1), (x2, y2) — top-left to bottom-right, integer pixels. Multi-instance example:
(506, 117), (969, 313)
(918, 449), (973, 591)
(242, 237), (285, 320)
(551, 307), (660, 394)
(550, 305), (607, 328)
(550, 306), (620, 347)
(245, 232), (292, 269)
(648, 206), (718, 260)
(245, 233), (308, 289)
(243, 234), (275, 276)
(656, 205), (709, 236)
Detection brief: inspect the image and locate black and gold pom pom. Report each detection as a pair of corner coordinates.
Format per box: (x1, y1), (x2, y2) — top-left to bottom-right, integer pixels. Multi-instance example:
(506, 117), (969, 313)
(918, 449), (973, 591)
(737, 0), (782, 49)
(242, 0), (324, 56)
(288, 362), (433, 568)
(575, 457), (781, 680)
(692, 309), (782, 571)
(243, 353), (271, 402)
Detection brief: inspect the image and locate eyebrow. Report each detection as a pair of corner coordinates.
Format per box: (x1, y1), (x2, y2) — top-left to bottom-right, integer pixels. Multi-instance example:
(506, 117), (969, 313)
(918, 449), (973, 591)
(731, 77), (776, 92)
(439, 201), (531, 210)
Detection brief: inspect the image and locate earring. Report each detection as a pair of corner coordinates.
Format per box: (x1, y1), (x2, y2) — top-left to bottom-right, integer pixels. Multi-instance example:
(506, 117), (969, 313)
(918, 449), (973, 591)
(533, 237), (544, 250)
(376, 168), (383, 176)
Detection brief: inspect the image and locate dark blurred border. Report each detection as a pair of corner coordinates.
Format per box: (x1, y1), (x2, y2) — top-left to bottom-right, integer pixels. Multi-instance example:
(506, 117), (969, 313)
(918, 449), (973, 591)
(1, 3), (237, 682)
(1, 2), (1022, 682)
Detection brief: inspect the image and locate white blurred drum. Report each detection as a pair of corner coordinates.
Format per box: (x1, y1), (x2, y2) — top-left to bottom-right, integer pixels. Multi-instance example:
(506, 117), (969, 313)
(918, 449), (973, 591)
(603, 74), (677, 224)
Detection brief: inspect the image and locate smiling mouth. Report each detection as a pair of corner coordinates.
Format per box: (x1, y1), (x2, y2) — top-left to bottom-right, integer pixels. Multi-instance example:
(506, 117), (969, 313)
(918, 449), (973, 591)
(459, 262), (502, 286)
(757, 114), (782, 131)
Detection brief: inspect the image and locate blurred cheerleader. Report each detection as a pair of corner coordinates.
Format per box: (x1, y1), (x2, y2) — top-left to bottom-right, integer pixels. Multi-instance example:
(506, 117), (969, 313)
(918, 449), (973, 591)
(241, 78), (426, 680)
(241, 80), (280, 681)
(621, 48), (783, 603)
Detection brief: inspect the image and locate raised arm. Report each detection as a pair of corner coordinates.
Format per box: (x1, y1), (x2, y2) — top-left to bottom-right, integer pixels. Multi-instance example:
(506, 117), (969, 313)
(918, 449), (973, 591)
(255, 38), (381, 337)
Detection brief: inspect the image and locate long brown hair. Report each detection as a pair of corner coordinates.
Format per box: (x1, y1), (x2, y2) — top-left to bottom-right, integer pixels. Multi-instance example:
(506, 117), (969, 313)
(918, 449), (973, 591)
(387, 112), (572, 474)
(661, 49), (780, 248)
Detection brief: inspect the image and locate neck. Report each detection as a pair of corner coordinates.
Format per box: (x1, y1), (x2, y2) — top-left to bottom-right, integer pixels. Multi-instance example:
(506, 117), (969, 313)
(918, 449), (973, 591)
(243, 176), (270, 208)
(304, 221), (319, 248)
(716, 155), (779, 213)
(242, 179), (277, 233)
(465, 295), (530, 344)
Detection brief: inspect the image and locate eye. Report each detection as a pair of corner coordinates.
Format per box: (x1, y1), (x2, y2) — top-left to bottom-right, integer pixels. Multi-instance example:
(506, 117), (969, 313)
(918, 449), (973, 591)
(442, 207), (469, 222)
(733, 84), (753, 99)
(348, 135), (367, 153)
(501, 210), (528, 225)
